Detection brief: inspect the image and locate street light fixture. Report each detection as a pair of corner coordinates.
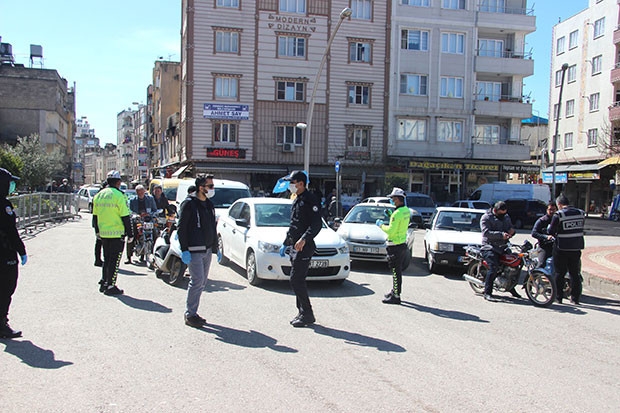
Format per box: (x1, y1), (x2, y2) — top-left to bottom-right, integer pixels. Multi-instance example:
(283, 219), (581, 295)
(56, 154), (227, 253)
(299, 7), (352, 174)
(551, 63), (569, 201)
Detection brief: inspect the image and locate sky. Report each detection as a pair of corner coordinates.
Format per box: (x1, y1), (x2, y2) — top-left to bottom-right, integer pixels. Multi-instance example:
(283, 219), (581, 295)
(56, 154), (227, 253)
(1, 1), (589, 144)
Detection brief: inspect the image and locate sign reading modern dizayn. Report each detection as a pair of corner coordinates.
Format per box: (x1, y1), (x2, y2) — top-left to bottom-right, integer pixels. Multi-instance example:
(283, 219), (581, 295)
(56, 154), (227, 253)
(203, 103), (250, 120)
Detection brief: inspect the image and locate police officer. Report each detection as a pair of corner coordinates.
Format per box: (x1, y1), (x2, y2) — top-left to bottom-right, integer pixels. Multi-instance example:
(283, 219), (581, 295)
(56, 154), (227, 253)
(547, 194), (585, 304)
(93, 170), (133, 295)
(377, 187), (410, 305)
(279, 171), (321, 327)
(0, 168), (27, 338)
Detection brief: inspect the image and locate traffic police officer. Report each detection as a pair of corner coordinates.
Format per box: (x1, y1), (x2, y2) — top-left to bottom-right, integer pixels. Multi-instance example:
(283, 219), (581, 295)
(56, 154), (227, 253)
(279, 171), (321, 327)
(547, 194), (585, 304)
(93, 170), (133, 295)
(0, 168), (27, 338)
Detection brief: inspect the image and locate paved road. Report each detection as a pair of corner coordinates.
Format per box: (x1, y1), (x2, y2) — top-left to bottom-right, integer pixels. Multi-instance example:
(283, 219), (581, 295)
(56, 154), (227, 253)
(2, 216), (620, 412)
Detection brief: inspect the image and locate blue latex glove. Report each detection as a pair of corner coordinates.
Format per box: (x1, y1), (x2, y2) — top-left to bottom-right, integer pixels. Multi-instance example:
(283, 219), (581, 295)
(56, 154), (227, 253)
(376, 219), (384, 227)
(181, 251), (191, 265)
(279, 245), (287, 257)
(20, 254), (28, 266)
(216, 250), (222, 262)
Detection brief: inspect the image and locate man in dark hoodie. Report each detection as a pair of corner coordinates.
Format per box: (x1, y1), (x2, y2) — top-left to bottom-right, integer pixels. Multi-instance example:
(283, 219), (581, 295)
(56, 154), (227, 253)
(178, 174), (217, 328)
(0, 168), (27, 338)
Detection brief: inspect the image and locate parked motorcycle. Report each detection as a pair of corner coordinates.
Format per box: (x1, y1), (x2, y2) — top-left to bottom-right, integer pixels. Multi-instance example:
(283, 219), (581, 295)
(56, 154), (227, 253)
(131, 212), (158, 263)
(462, 240), (557, 307)
(149, 205), (187, 286)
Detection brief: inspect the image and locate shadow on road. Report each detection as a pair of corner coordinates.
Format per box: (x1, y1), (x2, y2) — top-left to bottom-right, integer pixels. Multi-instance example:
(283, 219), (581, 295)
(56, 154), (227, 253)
(310, 325), (406, 353)
(199, 323), (297, 353)
(258, 279), (375, 298)
(117, 268), (146, 276)
(400, 300), (489, 323)
(1, 340), (73, 369)
(114, 294), (173, 313)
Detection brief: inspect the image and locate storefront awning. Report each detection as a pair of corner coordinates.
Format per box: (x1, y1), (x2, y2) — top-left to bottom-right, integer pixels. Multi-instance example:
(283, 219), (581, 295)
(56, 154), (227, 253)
(542, 164), (606, 173)
(598, 156), (620, 166)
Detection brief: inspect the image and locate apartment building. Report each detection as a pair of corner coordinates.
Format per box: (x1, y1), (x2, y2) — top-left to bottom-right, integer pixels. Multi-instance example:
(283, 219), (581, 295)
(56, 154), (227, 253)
(547, 0), (618, 211)
(150, 60), (181, 172)
(117, 108), (136, 182)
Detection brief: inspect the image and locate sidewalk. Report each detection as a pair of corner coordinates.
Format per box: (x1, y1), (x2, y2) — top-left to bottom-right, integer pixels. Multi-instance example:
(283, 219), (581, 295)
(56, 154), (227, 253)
(581, 216), (620, 298)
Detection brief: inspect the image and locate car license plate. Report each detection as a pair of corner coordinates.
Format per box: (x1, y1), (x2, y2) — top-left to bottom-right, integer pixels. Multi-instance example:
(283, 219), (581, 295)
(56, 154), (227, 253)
(309, 260), (328, 269)
(353, 246), (380, 254)
(143, 222), (154, 229)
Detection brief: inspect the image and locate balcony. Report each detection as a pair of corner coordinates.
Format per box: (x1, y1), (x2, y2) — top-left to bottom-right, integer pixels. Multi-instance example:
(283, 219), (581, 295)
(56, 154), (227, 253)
(611, 62), (620, 83)
(476, 4), (535, 32)
(475, 54), (534, 77)
(474, 96), (532, 118)
(472, 141), (530, 161)
(610, 101), (620, 122)
(614, 25), (620, 45)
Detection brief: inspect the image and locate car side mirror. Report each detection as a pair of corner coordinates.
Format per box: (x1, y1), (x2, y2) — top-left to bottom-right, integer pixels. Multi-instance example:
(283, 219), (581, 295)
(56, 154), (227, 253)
(236, 218), (249, 228)
(409, 221), (417, 229)
(423, 223), (431, 230)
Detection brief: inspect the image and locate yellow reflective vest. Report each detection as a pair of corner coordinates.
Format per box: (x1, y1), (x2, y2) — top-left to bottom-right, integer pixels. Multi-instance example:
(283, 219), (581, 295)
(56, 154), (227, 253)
(93, 187), (131, 238)
(380, 206), (409, 245)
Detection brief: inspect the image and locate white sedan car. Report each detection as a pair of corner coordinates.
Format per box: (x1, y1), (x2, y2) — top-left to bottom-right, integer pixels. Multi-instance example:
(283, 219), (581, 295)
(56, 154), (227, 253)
(216, 198), (350, 286)
(423, 207), (486, 274)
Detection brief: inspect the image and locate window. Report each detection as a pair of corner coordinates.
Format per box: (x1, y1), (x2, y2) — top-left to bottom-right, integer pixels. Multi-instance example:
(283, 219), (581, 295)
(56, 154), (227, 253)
(440, 77), (463, 98)
(217, 0), (239, 7)
(564, 132), (573, 149)
(403, 0), (430, 6)
(401, 29), (429, 51)
(349, 41), (371, 62)
(565, 99), (575, 117)
(593, 17), (605, 38)
(276, 125), (303, 145)
(215, 31), (239, 53)
(279, 0), (305, 13)
(567, 65), (577, 83)
(398, 119), (426, 141)
(347, 127), (370, 148)
(215, 76), (238, 98)
(441, 33), (465, 54)
(400, 74), (428, 96)
(591, 55), (602, 75)
(475, 125), (500, 145)
(276, 81), (305, 101)
(442, 0), (465, 9)
(351, 0), (372, 20)
(478, 39), (503, 57)
(569, 30), (579, 49)
(587, 129), (598, 147)
(438, 121), (463, 143)
(556, 36), (565, 55)
(278, 35), (306, 57)
(589, 93), (600, 111)
(476, 81), (501, 101)
(555, 69), (564, 87)
(479, 0), (506, 13)
(214, 123), (237, 143)
(348, 85), (370, 105)
(553, 104), (560, 120)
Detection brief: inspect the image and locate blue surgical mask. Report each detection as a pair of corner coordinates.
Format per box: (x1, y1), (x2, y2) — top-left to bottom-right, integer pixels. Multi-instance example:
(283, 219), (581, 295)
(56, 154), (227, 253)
(389, 198), (395, 205)
(9, 181), (16, 194)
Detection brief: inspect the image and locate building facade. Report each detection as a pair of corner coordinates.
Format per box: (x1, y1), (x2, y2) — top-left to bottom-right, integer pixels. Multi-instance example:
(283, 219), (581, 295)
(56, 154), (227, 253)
(117, 108), (136, 182)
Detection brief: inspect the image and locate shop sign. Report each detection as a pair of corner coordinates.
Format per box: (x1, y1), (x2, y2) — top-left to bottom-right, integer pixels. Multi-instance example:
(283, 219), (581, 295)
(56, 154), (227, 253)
(203, 103), (249, 120)
(464, 163), (498, 172)
(206, 147), (246, 159)
(542, 172), (568, 184)
(345, 150), (370, 160)
(408, 161), (498, 172)
(568, 171), (599, 180)
(502, 164), (540, 173)
(267, 14), (317, 33)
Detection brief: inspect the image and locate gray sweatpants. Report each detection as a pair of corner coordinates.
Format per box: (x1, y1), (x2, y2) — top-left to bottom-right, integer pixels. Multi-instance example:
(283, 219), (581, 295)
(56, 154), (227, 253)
(185, 249), (212, 317)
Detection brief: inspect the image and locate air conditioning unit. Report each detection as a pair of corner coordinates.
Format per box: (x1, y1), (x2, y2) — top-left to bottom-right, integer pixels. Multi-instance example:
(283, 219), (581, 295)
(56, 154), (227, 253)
(282, 143), (295, 153)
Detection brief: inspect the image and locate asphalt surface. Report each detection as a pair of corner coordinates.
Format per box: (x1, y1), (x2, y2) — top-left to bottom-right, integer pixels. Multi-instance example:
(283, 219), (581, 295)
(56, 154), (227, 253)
(2, 215), (620, 412)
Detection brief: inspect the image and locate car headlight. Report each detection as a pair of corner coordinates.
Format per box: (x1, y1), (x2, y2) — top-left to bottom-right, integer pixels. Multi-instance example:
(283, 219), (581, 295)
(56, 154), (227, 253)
(258, 240), (280, 254)
(338, 245), (349, 255)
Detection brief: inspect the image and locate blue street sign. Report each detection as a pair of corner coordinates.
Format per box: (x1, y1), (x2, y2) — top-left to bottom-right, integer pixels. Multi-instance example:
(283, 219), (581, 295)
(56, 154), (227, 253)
(335, 161), (340, 173)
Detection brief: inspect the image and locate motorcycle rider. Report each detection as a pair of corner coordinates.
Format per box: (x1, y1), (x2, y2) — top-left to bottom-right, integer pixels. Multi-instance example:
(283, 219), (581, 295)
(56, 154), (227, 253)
(151, 184), (170, 213)
(531, 202), (557, 268)
(480, 201), (519, 302)
(0, 168), (27, 338)
(125, 184), (157, 264)
(547, 194), (585, 305)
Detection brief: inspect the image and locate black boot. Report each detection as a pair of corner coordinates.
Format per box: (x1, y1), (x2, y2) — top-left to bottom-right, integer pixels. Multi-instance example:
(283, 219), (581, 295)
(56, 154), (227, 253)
(0, 322), (22, 339)
(510, 288), (522, 299)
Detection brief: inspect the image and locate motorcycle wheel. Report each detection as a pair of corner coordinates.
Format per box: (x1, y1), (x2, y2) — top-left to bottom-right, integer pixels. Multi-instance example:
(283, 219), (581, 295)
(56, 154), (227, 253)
(166, 256), (187, 287)
(467, 262), (486, 294)
(525, 271), (556, 307)
(145, 240), (154, 269)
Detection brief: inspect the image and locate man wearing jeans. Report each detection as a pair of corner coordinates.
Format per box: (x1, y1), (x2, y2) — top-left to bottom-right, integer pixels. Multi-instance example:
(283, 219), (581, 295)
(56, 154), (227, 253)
(177, 174), (217, 328)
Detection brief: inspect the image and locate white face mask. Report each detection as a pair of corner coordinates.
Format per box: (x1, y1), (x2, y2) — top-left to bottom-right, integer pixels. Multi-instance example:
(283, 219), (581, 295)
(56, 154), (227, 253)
(289, 183), (298, 194)
(206, 188), (215, 198)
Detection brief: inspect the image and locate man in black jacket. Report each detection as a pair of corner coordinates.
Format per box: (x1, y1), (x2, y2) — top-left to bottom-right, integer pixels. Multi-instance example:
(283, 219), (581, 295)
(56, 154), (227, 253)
(531, 202), (557, 268)
(0, 168), (27, 338)
(178, 174), (217, 328)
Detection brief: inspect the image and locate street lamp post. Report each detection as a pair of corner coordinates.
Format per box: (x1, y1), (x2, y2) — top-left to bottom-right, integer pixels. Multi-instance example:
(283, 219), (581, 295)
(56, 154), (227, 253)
(297, 7), (352, 174)
(551, 63), (569, 201)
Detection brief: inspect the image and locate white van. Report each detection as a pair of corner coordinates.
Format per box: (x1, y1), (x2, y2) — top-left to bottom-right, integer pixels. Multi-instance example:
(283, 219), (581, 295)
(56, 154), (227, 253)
(176, 178), (252, 217)
(469, 183), (550, 204)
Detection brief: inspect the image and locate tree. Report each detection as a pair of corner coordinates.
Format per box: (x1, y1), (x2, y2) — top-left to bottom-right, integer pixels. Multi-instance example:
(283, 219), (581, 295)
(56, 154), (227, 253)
(0, 146), (24, 178)
(7, 134), (65, 191)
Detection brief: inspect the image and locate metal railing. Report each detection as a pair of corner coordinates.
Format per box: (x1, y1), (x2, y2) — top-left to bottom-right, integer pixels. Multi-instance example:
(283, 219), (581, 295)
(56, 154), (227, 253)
(8, 192), (79, 230)
(477, 3), (534, 15)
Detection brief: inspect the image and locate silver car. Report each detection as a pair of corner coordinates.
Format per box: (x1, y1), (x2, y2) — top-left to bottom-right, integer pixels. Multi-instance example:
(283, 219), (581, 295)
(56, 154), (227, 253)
(76, 186), (100, 213)
(336, 203), (415, 269)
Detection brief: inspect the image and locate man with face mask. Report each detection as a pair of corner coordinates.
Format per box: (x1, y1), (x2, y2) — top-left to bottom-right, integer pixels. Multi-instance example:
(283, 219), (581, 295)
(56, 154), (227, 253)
(177, 174), (217, 328)
(480, 201), (518, 302)
(0, 168), (27, 338)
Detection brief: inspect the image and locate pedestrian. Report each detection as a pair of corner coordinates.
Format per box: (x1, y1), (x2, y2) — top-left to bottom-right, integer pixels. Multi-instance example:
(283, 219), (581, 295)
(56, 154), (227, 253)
(547, 194), (585, 305)
(0, 168), (27, 338)
(57, 178), (72, 193)
(177, 174), (217, 328)
(125, 184), (157, 264)
(92, 170), (133, 296)
(92, 181), (108, 267)
(376, 187), (410, 305)
(279, 170), (321, 327)
(531, 202), (557, 268)
(480, 201), (519, 301)
(328, 195), (338, 219)
(46, 180), (58, 193)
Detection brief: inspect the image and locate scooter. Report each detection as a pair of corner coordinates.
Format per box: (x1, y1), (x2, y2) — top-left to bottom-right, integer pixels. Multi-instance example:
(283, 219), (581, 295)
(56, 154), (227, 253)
(149, 205), (187, 286)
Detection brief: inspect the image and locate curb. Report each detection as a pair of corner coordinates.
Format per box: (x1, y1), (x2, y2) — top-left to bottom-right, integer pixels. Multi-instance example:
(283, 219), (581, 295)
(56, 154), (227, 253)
(582, 271), (620, 298)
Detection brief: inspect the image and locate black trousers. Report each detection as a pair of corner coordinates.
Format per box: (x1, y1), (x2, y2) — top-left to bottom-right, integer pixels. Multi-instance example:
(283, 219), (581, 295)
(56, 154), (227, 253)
(481, 250), (500, 296)
(386, 243), (408, 295)
(95, 237), (103, 261)
(102, 238), (125, 287)
(289, 243), (314, 315)
(0, 257), (19, 323)
(553, 249), (582, 301)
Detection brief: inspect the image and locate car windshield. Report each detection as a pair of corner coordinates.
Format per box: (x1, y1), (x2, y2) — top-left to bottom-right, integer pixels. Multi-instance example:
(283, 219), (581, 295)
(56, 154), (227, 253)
(344, 205), (392, 224)
(434, 211), (483, 232)
(88, 188), (99, 196)
(163, 188), (177, 200)
(407, 196), (435, 208)
(211, 188), (252, 209)
(254, 204), (292, 227)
